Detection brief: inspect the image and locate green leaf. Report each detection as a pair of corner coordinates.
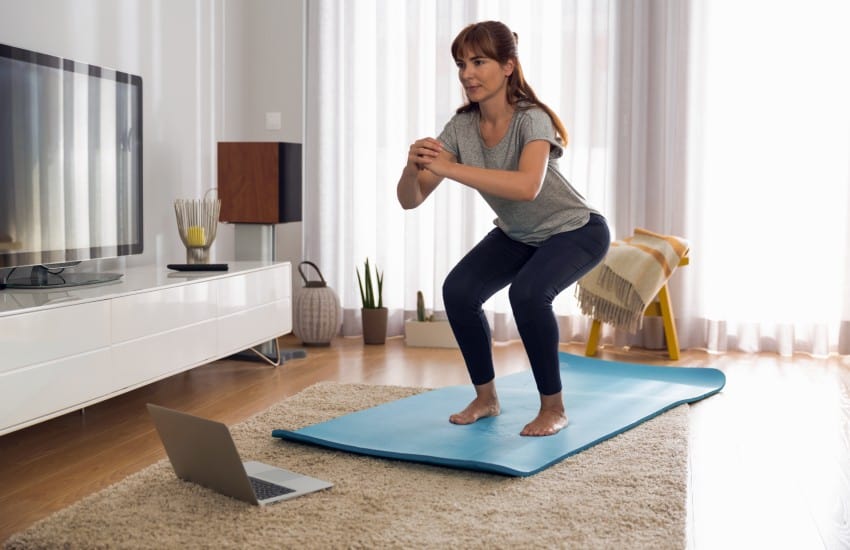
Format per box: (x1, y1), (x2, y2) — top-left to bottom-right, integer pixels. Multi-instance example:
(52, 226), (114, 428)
(357, 257), (384, 309)
(356, 268), (366, 307)
(364, 259), (374, 308)
(377, 270), (384, 308)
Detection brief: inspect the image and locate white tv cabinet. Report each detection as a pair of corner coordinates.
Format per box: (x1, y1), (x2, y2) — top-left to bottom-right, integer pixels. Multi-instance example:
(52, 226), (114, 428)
(0, 261), (292, 435)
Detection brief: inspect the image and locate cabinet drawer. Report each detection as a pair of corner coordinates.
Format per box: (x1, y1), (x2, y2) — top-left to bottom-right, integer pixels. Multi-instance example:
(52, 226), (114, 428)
(217, 265), (291, 316)
(111, 281), (217, 344)
(217, 298), (292, 357)
(0, 301), (110, 374)
(0, 348), (113, 433)
(111, 319), (217, 385)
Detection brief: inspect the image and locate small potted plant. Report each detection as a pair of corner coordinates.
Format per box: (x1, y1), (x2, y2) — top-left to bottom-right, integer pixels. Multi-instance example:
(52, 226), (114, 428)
(404, 290), (458, 348)
(356, 258), (387, 345)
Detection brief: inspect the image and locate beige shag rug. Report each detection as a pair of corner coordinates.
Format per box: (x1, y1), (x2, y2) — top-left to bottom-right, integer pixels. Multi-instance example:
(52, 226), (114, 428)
(5, 383), (688, 549)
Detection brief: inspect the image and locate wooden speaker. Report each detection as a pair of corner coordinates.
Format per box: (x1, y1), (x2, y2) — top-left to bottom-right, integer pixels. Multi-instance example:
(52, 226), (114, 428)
(217, 142), (302, 223)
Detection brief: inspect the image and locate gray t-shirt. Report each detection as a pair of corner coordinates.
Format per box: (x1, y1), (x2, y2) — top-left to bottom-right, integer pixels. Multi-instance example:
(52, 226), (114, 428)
(437, 105), (598, 245)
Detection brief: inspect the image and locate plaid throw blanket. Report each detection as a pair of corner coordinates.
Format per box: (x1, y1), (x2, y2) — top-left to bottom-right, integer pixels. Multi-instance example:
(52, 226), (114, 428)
(576, 228), (689, 333)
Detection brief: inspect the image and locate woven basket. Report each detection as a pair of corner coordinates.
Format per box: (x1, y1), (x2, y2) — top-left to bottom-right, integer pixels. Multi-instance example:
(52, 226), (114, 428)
(292, 261), (341, 346)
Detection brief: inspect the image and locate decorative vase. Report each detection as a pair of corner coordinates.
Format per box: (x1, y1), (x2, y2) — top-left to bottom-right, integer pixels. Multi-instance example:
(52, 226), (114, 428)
(361, 307), (388, 345)
(293, 261), (342, 346)
(174, 193), (221, 264)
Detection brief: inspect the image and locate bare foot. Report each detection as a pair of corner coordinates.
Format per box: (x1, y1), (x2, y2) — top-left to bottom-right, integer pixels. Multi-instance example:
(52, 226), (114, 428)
(520, 391), (568, 436)
(449, 396), (500, 425)
(520, 409), (569, 436)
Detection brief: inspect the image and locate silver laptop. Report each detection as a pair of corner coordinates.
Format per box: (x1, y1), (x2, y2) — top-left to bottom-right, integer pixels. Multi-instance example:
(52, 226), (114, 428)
(147, 404), (332, 505)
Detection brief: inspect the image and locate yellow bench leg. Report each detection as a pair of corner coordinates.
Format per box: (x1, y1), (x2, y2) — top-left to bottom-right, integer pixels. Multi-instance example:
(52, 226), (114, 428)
(657, 284), (680, 360)
(585, 319), (602, 357)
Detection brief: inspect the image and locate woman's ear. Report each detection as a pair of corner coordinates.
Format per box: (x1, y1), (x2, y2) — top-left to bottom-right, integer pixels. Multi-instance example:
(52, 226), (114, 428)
(503, 59), (515, 78)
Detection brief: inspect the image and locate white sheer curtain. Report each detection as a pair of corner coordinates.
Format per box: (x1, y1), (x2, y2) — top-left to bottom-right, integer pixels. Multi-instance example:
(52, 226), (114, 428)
(683, 0), (850, 356)
(304, 0), (615, 340)
(304, 0), (850, 356)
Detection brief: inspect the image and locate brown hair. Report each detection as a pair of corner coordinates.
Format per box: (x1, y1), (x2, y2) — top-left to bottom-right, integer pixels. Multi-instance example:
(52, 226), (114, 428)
(451, 21), (568, 146)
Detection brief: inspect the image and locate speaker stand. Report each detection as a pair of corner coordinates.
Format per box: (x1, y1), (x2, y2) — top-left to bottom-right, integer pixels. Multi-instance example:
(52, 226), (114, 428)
(229, 223), (305, 366)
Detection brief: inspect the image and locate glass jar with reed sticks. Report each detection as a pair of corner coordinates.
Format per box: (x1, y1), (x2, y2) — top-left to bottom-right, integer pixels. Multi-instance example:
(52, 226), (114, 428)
(174, 189), (221, 264)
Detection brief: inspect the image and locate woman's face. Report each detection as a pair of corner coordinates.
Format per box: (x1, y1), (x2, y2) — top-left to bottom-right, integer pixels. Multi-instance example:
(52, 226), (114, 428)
(455, 48), (514, 106)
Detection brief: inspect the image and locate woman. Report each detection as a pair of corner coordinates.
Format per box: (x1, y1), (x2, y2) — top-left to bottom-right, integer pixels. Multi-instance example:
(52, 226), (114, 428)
(396, 21), (609, 436)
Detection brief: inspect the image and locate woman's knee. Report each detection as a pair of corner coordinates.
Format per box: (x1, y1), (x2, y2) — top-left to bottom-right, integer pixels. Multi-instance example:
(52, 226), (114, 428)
(442, 272), (472, 313)
(508, 284), (549, 320)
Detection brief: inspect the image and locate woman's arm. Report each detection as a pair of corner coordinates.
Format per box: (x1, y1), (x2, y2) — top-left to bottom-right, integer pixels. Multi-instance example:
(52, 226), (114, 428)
(424, 140), (550, 202)
(396, 138), (455, 209)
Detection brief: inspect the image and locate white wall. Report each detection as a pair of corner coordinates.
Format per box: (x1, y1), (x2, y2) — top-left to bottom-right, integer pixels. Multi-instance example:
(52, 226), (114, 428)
(0, 0), (304, 274)
(219, 0), (304, 275)
(220, 0), (303, 143)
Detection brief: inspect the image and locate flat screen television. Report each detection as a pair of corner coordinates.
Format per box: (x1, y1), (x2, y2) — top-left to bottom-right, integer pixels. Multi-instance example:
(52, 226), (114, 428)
(0, 43), (142, 289)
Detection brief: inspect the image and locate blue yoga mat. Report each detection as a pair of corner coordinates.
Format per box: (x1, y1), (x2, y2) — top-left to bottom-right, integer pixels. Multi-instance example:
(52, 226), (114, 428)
(272, 352), (725, 476)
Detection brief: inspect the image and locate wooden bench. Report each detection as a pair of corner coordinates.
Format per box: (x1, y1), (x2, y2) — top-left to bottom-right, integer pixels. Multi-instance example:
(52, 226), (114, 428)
(585, 254), (689, 360)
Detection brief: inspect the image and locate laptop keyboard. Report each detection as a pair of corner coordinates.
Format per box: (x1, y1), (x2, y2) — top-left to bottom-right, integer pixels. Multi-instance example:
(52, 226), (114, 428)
(249, 476), (295, 500)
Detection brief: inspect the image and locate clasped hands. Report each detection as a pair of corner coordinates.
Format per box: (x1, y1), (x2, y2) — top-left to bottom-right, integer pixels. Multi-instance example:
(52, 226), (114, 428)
(408, 137), (451, 177)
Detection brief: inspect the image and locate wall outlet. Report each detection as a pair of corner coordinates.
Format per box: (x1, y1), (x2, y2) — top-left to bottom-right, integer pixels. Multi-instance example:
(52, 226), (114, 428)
(265, 112), (282, 130)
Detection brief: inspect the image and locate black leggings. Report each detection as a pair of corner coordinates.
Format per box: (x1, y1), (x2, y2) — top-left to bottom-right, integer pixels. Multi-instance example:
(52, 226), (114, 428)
(442, 214), (610, 395)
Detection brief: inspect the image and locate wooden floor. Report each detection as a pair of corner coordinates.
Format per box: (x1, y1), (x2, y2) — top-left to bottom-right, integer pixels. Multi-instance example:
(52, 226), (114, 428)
(1, 335), (848, 549)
